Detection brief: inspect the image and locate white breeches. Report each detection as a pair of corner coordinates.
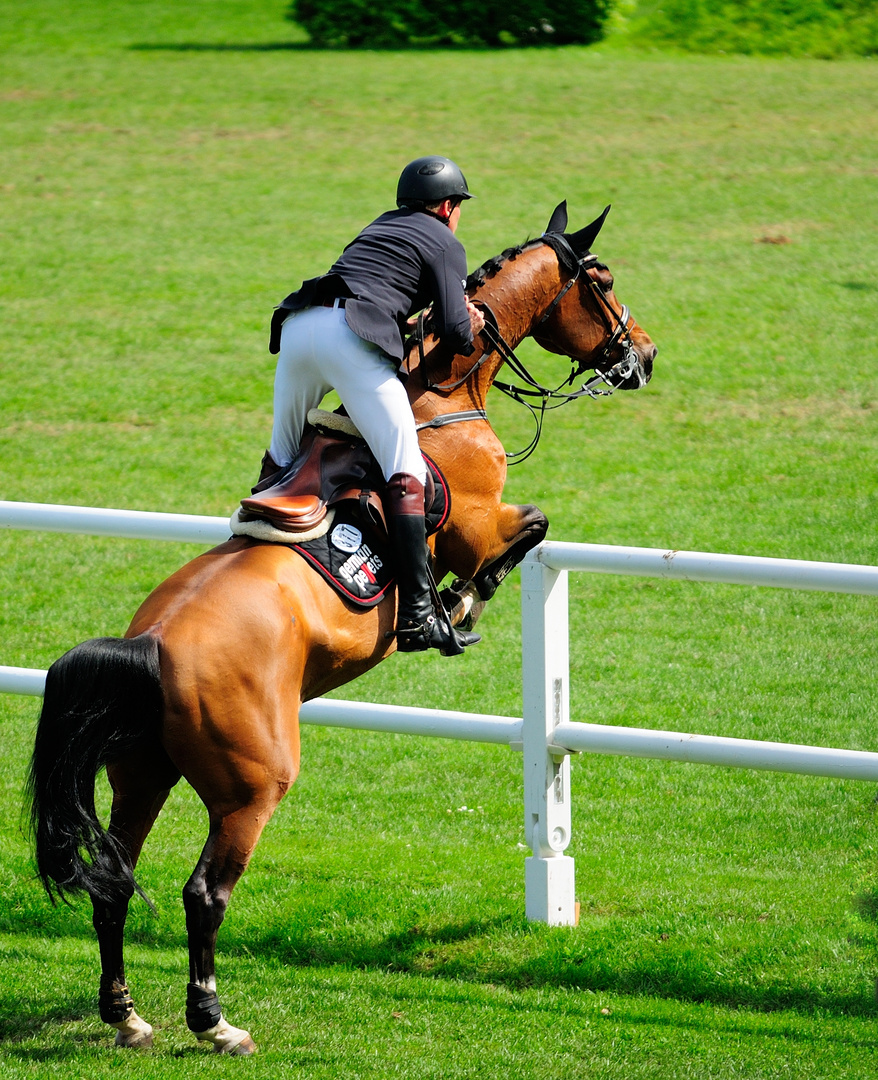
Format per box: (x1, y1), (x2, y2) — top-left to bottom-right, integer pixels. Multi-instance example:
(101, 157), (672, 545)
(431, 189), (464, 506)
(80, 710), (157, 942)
(269, 306), (426, 484)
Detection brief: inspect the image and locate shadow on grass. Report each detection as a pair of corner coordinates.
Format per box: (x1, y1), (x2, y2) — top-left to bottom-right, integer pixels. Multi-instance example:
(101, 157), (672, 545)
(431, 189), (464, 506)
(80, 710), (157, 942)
(6, 905), (876, 1032)
(130, 41), (311, 51)
(853, 890), (878, 921)
(246, 916), (878, 1022)
(841, 281), (878, 293)
(128, 41), (503, 53)
(0, 993), (97, 1053)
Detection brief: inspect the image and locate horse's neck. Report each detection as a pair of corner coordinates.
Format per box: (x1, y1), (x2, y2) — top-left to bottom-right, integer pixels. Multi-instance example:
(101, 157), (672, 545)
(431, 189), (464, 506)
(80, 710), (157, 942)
(478, 243), (561, 350)
(409, 243), (562, 416)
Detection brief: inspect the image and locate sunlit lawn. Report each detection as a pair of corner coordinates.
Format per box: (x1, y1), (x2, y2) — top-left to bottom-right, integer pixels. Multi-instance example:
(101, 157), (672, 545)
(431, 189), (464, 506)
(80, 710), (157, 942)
(1, 1), (877, 1075)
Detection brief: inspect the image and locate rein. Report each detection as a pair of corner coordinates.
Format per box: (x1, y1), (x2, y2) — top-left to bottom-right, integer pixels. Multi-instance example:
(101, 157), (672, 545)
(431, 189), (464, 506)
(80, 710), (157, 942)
(415, 308), (492, 394)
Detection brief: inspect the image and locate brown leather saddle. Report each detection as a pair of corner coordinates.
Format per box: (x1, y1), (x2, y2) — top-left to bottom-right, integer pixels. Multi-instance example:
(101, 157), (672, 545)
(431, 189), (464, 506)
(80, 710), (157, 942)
(237, 410), (445, 539)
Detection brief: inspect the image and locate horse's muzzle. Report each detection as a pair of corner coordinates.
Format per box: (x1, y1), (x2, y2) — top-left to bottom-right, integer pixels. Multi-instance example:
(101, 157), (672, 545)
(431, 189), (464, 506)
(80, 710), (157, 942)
(619, 342), (656, 391)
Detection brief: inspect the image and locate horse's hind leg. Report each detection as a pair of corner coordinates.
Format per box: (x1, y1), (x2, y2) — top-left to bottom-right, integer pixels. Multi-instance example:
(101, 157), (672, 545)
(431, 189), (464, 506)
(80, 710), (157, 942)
(183, 794), (287, 1055)
(94, 750), (180, 1048)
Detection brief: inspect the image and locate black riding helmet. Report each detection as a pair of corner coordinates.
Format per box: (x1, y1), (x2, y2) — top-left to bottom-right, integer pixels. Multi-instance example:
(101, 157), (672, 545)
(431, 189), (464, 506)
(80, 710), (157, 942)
(396, 156), (474, 207)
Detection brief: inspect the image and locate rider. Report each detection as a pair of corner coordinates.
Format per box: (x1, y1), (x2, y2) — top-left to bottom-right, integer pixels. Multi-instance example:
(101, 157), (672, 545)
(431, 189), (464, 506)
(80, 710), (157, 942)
(262, 156), (486, 655)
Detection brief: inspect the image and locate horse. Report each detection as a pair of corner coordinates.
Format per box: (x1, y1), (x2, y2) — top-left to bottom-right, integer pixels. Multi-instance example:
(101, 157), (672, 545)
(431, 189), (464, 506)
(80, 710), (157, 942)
(27, 201), (656, 1054)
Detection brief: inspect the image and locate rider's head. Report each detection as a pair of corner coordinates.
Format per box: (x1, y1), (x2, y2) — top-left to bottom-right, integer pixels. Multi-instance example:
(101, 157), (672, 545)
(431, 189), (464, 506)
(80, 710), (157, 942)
(397, 156), (473, 228)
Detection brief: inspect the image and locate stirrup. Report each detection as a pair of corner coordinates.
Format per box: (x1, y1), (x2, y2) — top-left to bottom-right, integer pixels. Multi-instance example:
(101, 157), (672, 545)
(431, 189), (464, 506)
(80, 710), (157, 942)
(393, 613), (481, 657)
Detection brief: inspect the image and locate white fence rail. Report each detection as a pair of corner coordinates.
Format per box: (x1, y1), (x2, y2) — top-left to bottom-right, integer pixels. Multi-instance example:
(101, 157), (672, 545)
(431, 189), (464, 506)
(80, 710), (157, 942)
(0, 499), (230, 544)
(3, 501), (878, 925)
(536, 539), (878, 595)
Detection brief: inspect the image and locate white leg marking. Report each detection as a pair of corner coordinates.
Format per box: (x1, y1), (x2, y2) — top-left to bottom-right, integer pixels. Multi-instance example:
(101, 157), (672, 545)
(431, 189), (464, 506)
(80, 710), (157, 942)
(111, 1009), (154, 1048)
(196, 1015), (257, 1055)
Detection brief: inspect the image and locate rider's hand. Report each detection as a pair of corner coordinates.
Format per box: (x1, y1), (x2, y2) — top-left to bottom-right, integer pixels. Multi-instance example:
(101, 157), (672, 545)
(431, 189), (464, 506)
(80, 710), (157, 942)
(467, 299), (486, 337)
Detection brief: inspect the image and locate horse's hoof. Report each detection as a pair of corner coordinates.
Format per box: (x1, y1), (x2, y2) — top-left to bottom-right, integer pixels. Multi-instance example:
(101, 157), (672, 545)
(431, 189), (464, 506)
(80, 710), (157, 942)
(115, 1029), (154, 1049)
(112, 1010), (154, 1048)
(196, 1017), (257, 1055)
(222, 1033), (257, 1056)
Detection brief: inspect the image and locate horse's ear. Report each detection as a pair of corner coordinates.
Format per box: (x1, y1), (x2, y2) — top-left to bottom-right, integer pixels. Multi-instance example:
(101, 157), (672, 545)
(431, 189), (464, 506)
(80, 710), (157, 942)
(569, 205), (611, 256)
(544, 200), (568, 235)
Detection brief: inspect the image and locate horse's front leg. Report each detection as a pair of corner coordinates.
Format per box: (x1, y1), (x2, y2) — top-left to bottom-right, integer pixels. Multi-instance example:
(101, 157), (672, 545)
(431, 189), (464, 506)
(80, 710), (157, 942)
(438, 502), (548, 629)
(471, 502), (549, 602)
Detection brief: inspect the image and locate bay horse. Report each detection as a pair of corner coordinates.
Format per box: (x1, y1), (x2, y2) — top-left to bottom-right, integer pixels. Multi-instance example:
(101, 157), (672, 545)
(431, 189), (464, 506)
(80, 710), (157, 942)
(27, 202), (656, 1054)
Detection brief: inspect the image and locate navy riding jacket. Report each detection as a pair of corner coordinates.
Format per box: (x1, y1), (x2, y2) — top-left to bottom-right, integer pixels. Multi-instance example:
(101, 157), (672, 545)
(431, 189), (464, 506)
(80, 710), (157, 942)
(269, 208), (475, 364)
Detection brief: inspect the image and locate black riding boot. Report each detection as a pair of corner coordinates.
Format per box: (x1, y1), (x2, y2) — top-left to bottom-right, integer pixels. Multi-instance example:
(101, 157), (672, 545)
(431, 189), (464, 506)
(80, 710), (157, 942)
(386, 473), (480, 656)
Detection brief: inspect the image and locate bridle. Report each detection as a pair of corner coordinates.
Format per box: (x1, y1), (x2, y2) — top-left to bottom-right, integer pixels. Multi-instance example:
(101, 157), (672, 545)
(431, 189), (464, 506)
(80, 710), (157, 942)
(411, 235), (647, 463)
(530, 232), (647, 398)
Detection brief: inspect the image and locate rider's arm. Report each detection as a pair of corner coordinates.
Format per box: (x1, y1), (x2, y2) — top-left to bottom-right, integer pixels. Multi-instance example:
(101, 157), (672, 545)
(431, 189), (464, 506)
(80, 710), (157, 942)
(426, 241), (477, 356)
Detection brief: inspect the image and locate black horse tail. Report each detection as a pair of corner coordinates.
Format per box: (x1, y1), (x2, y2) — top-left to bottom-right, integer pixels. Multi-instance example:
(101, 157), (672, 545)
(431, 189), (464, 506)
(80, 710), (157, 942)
(26, 633), (163, 905)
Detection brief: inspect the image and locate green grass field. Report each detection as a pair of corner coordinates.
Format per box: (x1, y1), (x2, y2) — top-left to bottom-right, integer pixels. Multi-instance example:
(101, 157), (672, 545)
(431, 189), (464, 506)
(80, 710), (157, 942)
(1, 1), (877, 1075)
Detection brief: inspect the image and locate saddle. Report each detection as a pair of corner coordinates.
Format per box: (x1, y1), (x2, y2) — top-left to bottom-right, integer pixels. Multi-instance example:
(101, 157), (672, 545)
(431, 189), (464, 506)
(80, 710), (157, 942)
(230, 412), (449, 607)
(234, 409), (446, 541)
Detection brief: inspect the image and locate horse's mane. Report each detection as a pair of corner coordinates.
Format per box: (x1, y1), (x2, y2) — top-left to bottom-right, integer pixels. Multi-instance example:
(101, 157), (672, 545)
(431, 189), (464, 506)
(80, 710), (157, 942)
(466, 234), (579, 293)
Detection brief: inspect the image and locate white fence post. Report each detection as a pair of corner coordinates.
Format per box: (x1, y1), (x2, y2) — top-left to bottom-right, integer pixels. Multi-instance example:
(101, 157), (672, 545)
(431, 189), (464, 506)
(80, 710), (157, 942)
(520, 554), (577, 926)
